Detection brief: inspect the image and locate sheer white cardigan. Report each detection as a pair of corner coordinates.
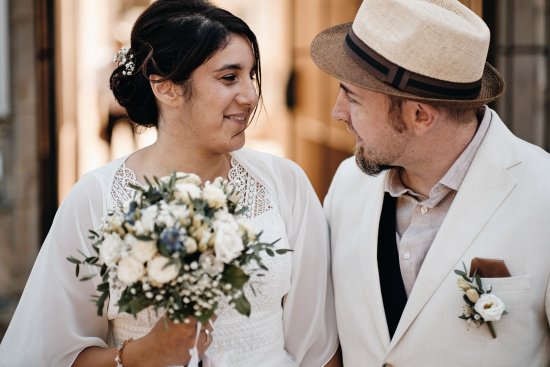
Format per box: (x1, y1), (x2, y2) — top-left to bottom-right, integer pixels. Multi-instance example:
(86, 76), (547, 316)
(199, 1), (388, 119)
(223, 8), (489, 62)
(0, 148), (338, 367)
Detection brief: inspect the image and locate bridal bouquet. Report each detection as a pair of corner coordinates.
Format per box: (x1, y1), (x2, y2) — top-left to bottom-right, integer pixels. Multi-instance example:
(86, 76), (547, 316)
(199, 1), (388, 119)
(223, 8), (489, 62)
(67, 173), (287, 324)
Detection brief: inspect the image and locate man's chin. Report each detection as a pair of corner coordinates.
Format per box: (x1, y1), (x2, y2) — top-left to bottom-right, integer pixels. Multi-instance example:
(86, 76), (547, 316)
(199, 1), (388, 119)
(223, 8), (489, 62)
(354, 148), (393, 177)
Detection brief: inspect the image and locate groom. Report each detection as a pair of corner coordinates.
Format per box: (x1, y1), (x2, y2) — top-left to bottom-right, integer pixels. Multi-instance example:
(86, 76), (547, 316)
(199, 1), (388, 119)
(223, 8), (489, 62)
(312, 0), (550, 366)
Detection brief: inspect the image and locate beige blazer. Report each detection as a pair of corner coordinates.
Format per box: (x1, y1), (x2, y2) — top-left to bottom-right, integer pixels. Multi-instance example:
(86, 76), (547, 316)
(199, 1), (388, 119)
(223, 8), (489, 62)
(325, 109), (550, 367)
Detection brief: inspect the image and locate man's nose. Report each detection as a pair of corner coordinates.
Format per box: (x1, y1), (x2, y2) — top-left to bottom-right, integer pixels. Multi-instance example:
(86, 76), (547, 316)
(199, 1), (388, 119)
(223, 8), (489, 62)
(331, 90), (349, 123)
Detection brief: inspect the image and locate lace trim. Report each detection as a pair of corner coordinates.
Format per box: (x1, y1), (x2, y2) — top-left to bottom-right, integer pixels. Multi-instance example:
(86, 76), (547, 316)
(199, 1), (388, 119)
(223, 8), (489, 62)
(228, 157), (274, 219)
(111, 158), (274, 219)
(111, 163), (140, 209)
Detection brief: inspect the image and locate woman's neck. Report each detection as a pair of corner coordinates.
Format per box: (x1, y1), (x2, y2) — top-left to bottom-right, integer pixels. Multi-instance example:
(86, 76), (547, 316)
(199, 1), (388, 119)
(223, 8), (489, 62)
(125, 140), (233, 185)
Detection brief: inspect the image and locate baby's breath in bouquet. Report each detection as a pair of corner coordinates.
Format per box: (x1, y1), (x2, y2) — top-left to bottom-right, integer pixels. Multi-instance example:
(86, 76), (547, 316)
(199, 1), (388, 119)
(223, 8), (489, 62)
(67, 172), (287, 325)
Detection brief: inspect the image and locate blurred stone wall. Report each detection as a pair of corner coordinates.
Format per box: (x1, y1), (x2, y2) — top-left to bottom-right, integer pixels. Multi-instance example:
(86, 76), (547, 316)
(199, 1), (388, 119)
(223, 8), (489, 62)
(494, 0), (549, 151)
(0, 0), (40, 338)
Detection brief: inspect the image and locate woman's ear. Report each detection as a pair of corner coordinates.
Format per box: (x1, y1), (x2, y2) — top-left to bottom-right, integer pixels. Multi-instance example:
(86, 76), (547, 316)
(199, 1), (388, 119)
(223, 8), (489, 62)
(402, 101), (440, 136)
(149, 74), (183, 106)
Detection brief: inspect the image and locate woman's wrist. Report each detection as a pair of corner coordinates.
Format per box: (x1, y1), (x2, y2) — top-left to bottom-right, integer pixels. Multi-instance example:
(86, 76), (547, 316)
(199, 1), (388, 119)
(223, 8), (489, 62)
(115, 338), (133, 367)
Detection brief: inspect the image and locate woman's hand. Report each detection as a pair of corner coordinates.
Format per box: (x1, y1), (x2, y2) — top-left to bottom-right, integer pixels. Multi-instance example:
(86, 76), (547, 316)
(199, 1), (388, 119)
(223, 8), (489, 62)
(72, 316), (214, 367)
(131, 317), (214, 366)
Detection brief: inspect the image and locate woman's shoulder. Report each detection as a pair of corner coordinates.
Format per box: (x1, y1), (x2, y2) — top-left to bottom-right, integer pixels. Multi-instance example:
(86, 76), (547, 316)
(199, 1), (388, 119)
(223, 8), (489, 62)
(61, 157), (127, 207)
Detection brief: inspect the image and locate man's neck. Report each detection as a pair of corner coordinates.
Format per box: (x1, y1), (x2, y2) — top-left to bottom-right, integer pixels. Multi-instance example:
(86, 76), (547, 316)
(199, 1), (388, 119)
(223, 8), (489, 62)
(398, 119), (480, 197)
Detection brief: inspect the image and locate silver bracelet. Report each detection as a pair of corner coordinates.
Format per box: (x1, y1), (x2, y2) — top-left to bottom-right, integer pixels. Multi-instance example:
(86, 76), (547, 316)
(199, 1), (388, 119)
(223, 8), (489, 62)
(115, 338), (133, 367)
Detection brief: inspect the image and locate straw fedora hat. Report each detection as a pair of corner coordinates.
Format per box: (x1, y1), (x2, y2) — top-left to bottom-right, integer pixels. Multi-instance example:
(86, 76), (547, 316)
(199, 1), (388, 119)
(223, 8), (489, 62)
(310, 0), (505, 107)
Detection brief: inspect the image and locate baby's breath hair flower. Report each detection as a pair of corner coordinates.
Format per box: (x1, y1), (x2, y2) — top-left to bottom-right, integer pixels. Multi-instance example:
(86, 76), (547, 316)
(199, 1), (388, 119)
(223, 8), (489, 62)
(113, 46), (136, 76)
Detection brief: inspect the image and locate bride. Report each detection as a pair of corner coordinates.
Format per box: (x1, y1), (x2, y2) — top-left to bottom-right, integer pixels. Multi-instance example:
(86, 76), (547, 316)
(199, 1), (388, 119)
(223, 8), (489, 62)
(0, 1), (340, 366)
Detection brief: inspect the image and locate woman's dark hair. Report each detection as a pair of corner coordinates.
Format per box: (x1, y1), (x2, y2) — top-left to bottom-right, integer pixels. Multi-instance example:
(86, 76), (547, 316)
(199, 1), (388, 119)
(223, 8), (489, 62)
(110, 0), (262, 127)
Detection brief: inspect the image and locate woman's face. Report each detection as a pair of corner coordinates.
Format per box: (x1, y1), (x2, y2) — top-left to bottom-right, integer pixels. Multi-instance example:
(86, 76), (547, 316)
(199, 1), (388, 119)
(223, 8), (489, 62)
(176, 34), (259, 155)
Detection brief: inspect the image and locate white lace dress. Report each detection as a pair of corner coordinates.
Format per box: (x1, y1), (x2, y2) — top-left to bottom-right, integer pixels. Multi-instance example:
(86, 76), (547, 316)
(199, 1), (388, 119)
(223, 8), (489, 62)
(108, 158), (295, 366)
(0, 148), (337, 367)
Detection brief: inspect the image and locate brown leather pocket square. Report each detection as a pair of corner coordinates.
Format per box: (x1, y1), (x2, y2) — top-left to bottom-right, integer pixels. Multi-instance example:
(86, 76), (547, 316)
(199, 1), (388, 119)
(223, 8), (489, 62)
(469, 257), (511, 278)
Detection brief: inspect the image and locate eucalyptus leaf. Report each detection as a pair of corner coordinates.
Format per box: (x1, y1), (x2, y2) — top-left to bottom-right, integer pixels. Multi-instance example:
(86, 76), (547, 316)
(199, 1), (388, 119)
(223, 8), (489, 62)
(233, 295), (251, 317)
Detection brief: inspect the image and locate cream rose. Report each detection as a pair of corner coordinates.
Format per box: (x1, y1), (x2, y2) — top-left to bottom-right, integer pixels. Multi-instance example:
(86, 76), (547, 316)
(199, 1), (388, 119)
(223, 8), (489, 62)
(175, 172), (201, 186)
(99, 233), (123, 267)
(203, 184), (226, 209)
(174, 183), (202, 203)
(185, 237), (198, 254)
(140, 205), (158, 233)
(147, 256), (180, 286)
(457, 277), (473, 291)
(239, 219), (257, 240)
(213, 219), (244, 263)
(117, 257), (145, 285)
(466, 288), (480, 303)
(127, 235), (157, 263)
(474, 294), (506, 321)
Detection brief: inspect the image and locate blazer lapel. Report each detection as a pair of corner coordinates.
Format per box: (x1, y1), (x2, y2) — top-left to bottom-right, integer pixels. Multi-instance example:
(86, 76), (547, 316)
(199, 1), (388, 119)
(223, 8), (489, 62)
(357, 173), (392, 347)
(388, 114), (520, 349)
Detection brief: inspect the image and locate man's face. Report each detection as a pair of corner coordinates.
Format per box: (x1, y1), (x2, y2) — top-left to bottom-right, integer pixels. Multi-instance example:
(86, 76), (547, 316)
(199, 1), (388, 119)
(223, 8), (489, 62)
(331, 82), (411, 176)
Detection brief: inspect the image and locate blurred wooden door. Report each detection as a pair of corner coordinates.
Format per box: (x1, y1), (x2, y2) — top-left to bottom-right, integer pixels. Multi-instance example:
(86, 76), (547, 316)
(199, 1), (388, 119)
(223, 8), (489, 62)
(290, 0), (361, 200)
(290, 0), (483, 200)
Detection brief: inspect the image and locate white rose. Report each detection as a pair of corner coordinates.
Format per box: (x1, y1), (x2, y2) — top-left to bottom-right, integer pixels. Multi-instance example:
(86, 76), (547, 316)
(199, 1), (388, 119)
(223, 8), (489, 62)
(117, 257), (145, 285)
(169, 204), (190, 224)
(213, 220), (244, 263)
(99, 233), (123, 267)
(174, 183), (202, 203)
(140, 205), (158, 232)
(474, 294), (505, 321)
(126, 235), (157, 263)
(203, 184), (227, 209)
(157, 208), (175, 228)
(199, 251), (224, 276)
(147, 256), (180, 286)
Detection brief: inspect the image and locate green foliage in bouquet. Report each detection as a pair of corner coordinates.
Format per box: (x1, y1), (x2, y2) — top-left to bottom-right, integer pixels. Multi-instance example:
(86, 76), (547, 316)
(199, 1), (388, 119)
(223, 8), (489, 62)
(67, 173), (289, 324)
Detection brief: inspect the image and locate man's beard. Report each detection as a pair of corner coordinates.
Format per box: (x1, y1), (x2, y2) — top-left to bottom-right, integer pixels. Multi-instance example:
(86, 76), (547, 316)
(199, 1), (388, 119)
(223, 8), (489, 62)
(354, 145), (394, 176)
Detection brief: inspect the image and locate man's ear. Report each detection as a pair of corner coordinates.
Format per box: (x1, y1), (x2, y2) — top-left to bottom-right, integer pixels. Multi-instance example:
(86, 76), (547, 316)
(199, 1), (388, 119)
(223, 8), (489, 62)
(149, 74), (183, 106)
(402, 101), (440, 136)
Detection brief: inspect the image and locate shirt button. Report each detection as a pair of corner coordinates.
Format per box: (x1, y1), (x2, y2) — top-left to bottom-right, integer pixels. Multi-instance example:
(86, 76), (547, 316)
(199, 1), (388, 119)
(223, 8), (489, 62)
(420, 206), (428, 214)
(403, 251), (411, 261)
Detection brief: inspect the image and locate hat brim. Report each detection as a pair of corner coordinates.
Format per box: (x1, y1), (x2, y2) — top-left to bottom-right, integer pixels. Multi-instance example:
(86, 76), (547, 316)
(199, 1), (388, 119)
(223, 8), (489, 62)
(310, 23), (505, 108)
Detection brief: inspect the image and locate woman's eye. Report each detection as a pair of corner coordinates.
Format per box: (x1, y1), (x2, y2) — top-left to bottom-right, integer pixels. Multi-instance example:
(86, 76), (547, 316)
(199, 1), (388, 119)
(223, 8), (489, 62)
(221, 74), (237, 83)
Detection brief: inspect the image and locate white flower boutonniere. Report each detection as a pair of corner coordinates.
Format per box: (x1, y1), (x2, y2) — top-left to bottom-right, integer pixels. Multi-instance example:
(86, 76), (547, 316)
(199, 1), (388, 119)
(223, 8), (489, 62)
(454, 263), (507, 338)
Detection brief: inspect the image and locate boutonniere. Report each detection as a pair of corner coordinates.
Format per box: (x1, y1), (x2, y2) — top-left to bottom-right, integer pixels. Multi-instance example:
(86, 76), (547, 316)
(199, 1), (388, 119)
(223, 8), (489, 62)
(454, 263), (507, 338)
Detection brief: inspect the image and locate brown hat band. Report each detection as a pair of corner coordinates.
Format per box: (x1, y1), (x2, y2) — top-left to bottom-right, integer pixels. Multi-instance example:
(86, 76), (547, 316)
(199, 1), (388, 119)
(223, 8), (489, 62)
(344, 29), (482, 100)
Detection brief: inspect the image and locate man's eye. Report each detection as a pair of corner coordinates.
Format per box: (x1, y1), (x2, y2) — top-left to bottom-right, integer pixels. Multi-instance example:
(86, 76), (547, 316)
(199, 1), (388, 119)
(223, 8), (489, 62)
(345, 94), (356, 103)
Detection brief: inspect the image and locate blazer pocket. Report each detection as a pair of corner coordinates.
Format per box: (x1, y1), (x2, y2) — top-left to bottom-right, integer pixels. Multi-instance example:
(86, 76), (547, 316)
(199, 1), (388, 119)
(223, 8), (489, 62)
(480, 275), (531, 292)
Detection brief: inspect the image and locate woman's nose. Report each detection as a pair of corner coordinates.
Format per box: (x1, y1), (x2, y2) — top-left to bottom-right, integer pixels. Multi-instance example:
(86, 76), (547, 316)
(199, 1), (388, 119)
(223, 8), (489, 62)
(236, 79), (259, 107)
